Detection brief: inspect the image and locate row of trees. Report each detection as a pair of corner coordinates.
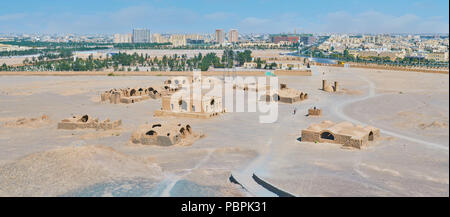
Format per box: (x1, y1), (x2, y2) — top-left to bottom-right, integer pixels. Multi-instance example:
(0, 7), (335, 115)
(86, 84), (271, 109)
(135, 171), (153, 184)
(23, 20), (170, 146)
(1, 49), (254, 72)
(0, 46), (108, 57)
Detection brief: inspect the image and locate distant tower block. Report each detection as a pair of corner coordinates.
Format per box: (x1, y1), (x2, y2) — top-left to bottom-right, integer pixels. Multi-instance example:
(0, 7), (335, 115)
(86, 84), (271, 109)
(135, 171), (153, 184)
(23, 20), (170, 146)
(334, 81), (339, 92)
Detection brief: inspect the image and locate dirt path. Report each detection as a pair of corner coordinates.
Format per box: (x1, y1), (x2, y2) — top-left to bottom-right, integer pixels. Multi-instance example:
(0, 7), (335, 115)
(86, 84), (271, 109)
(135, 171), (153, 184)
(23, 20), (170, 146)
(331, 73), (449, 151)
(231, 107), (296, 197)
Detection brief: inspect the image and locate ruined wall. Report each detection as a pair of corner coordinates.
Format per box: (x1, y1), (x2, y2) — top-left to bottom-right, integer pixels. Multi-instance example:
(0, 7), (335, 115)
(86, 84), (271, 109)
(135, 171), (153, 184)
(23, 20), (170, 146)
(58, 117), (121, 130)
(308, 108), (322, 116)
(131, 123), (194, 146)
(301, 130), (320, 142)
(322, 80), (339, 93)
(302, 129), (371, 149)
(101, 86), (171, 104)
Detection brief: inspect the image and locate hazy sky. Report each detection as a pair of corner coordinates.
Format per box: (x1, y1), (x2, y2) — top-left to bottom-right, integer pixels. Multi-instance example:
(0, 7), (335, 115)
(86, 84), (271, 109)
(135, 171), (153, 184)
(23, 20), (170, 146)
(0, 0), (448, 34)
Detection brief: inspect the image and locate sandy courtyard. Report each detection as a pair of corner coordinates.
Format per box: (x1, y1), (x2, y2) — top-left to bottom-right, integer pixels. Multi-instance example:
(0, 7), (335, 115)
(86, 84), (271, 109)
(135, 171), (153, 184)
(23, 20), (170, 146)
(0, 66), (448, 196)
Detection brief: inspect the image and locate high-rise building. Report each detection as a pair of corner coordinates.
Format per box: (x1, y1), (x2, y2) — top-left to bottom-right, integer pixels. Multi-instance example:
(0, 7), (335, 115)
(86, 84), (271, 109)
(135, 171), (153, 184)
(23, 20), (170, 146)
(215, 29), (224, 44)
(229, 29), (238, 43)
(152, 33), (169, 43)
(132, 28), (151, 43)
(300, 36), (316, 46)
(169, 34), (187, 47)
(271, 34), (300, 44)
(114, 33), (132, 43)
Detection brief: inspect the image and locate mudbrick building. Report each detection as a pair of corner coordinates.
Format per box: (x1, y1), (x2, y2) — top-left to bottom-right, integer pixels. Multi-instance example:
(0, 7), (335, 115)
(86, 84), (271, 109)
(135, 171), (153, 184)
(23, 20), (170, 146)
(308, 107), (322, 116)
(322, 80), (339, 93)
(154, 92), (224, 118)
(131, 122), (202, 146)
(264, 84), (308, 104)
(101, 85), (178, 104)
(57, 115), (122, 130)
(301, 120), (380, 149)
(155, 76), (226, 118)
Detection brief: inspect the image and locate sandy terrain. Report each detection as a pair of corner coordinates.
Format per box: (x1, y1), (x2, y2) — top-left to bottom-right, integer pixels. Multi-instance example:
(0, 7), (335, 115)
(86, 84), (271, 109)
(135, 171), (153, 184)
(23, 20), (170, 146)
(0, 56), (30, 66)
(0, 70), (311, 77)
(0, 64), (448, 197)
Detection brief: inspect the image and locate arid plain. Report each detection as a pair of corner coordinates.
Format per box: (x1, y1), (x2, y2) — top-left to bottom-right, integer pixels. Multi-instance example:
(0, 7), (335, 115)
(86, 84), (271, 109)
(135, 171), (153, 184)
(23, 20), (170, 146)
(0, 65), (448, 196)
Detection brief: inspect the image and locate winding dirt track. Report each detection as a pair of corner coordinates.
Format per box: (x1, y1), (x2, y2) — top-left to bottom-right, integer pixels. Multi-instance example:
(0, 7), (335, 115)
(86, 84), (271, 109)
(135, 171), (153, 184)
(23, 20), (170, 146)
(232, 66), (448, 197)
(330, 73), (449, 151)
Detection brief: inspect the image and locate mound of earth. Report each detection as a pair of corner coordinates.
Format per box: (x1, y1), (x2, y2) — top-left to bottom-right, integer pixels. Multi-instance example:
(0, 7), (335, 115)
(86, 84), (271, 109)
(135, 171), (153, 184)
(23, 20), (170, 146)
(0, 145), (162, 196)
(2, 115), (51, 128)
(418, 121), (449, 129)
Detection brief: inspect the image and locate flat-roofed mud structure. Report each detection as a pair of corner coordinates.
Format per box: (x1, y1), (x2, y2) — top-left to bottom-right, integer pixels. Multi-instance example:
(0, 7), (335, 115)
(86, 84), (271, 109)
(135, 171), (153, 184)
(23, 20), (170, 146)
(155, 94), (225, 118)
(264, 84), (309, 104)
(57, 115), (122, 130)
(322, 80), (339, 93)
(155, 77), (225, 118)
(131, 122), (203, 146)
(301, 120), (380, 149)
(101, 86), (178, 104)
(308, 107), (322, 116)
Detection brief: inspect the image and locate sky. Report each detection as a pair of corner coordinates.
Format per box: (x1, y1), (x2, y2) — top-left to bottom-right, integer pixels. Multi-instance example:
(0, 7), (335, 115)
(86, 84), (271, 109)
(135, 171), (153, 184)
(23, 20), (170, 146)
(0, 0), (448, 34)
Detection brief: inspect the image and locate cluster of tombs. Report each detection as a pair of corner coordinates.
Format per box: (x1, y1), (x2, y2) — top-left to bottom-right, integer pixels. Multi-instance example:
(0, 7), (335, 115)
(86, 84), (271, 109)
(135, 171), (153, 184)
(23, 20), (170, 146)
(301, 120), (380, 149)
(57, 115), (122, 130)
(131, 122), (202, 146)
(101, 74), (312, 119)
(264, 84), (309, 104)
(155, 76), (227, 118)
(56, 114), (203, 146)
(232, 81), (309, 104)
(154, 91), (225, 118)
(101, 85), (178, 104)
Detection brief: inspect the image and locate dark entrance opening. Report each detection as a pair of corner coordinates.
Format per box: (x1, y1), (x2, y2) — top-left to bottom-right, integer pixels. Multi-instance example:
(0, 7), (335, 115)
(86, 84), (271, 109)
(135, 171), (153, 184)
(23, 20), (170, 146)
(186, 125), (192, 133)
(273, 94), (280, 102)
(146, 130), (157, 136)
(179, 100), (188, 111)
(130, 89), (136, 96)
(369, 131), (374, 141)
(80, 115), (89, 123)
(320, 132), (335, 140)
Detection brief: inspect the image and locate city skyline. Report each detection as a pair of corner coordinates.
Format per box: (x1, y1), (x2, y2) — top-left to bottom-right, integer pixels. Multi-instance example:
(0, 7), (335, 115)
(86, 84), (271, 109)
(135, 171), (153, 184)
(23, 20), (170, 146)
(0, 0), (449, 34)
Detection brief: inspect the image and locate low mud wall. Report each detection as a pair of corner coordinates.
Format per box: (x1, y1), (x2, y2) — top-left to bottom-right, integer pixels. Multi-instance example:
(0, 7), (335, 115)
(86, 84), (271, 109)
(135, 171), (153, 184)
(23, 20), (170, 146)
(314, 62), (448, 74)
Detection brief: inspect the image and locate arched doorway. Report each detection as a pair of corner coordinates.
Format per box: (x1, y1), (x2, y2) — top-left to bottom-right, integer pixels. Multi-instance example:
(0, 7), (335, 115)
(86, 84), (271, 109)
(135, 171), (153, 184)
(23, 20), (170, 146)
(130, 89), (136, 96)
(273, 94), (280, 102)
(368, 131), (374, 141)
(146, 130), (157, 136)
(179, 100), (188, 111)
(320, 132), (335, 140)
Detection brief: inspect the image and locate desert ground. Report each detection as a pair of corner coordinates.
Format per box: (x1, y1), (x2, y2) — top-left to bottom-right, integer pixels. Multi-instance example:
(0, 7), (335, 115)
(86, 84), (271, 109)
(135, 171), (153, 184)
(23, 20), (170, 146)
(0, 65), (448, 196)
